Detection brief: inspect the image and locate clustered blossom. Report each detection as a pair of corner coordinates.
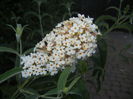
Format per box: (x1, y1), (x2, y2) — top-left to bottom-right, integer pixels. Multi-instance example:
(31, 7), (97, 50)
(21, 14), (101, 78)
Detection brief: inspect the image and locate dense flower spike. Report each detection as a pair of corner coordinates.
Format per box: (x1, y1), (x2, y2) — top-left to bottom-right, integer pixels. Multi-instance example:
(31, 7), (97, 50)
(21, 14), (101, 78)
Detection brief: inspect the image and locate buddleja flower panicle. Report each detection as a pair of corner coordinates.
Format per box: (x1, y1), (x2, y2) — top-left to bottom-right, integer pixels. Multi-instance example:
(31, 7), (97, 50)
(21, 14), (101, 78)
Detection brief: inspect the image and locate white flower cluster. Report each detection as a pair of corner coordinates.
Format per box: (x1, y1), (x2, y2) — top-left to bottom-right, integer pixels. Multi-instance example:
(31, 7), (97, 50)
(21, 14), (101, 78)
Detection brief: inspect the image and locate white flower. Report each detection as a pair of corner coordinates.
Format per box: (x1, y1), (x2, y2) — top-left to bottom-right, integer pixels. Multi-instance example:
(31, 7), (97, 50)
(89, 24), (98, 32)
(65, 47), (76, 55)
(21, 70), (29, 78)
(46, 63), (55, 71)
(82, 43), (89, 50)
(79, 34), (88, 42)
(21, 14), (101, 78)
(57, 60), (65, 65)
(74, 40), (81, 49)
(50, 69), (58, 76)
(78, 14), (85, 19)
(63, 39), (71, 47)
(76, 50), (86, 59)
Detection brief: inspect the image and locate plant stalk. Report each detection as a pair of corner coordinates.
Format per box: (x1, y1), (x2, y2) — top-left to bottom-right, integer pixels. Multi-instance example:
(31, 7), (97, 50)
(38, 3), (44, 37)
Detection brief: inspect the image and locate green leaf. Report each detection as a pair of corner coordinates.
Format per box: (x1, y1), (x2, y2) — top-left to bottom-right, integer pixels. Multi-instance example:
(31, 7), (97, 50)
(41, 89), (61, 99)
(7, 24), (16, 33)
(0, 47), (20, 57)
(25, 95), (38, 99)
(111, 24), (133, 33)
(123, 5), (130, 14)
(40, 96), (61, 99)
(68, 89), (82, 97)
(91, 39), (107, 91)
(24, 11), (39, 19)
(60, 1), (75, 9)
(77, 60), (88, 74)
(0, 67), (22, 83)
(68, 76), (81, 91)
(98, 21), (109, 30)
(23, 48), (34, 55)
(42, 13), (52, 20)
(106, 6), (119, 12)
(62, 12), (69, 20)
(43, 88), (58, 96)
(20, 88), (39, 96)
(0, 84), (17, 97)
(98, 39), (107, 67)
(95, 15), (116, 24)
(57, 67), (71, 93)
(68, 79), (89, 99)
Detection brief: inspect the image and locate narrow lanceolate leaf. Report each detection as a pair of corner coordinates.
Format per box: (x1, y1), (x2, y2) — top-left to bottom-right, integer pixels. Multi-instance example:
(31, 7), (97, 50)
(95, 15), (116, 24)
(57, 67), (71, 92)
(68, 76), (81, 91)
(25, 95), (38, 99)
(112, 24), (133, 33)
(23, 48), (34, 55)
(68, 79), (89, 98)
(20, 88), (39, 96)
(0, 67), (22, 83)
(43, 88), (58, 96)
(106, 7), (119, 12)
(98, 22), (109, 30)
(0, 47), (20, 57)
(24, 11), (39, 19)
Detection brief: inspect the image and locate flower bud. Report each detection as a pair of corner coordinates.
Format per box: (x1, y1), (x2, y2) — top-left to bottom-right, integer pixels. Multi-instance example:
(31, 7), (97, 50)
(16, 24), (23, 42)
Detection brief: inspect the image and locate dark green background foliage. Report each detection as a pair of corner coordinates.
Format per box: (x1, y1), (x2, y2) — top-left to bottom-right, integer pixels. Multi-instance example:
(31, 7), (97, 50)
(0, 0), (75, 73)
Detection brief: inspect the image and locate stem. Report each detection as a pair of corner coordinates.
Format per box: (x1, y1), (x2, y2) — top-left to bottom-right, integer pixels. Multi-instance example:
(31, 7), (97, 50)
(102, 23), (116, 38)
(26, 77), (36, 87)
(38, 2), (44, 37)
(15, 41), (20, 84)
(119, 17), (129, 24)
(11, 78), (32, 99)
(118, 0), (123, 19)
(68, 8), (71, 17)
(15, 42), (19, 67)
(19, 39), (22, 55)
(103, 13), (124, 38)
